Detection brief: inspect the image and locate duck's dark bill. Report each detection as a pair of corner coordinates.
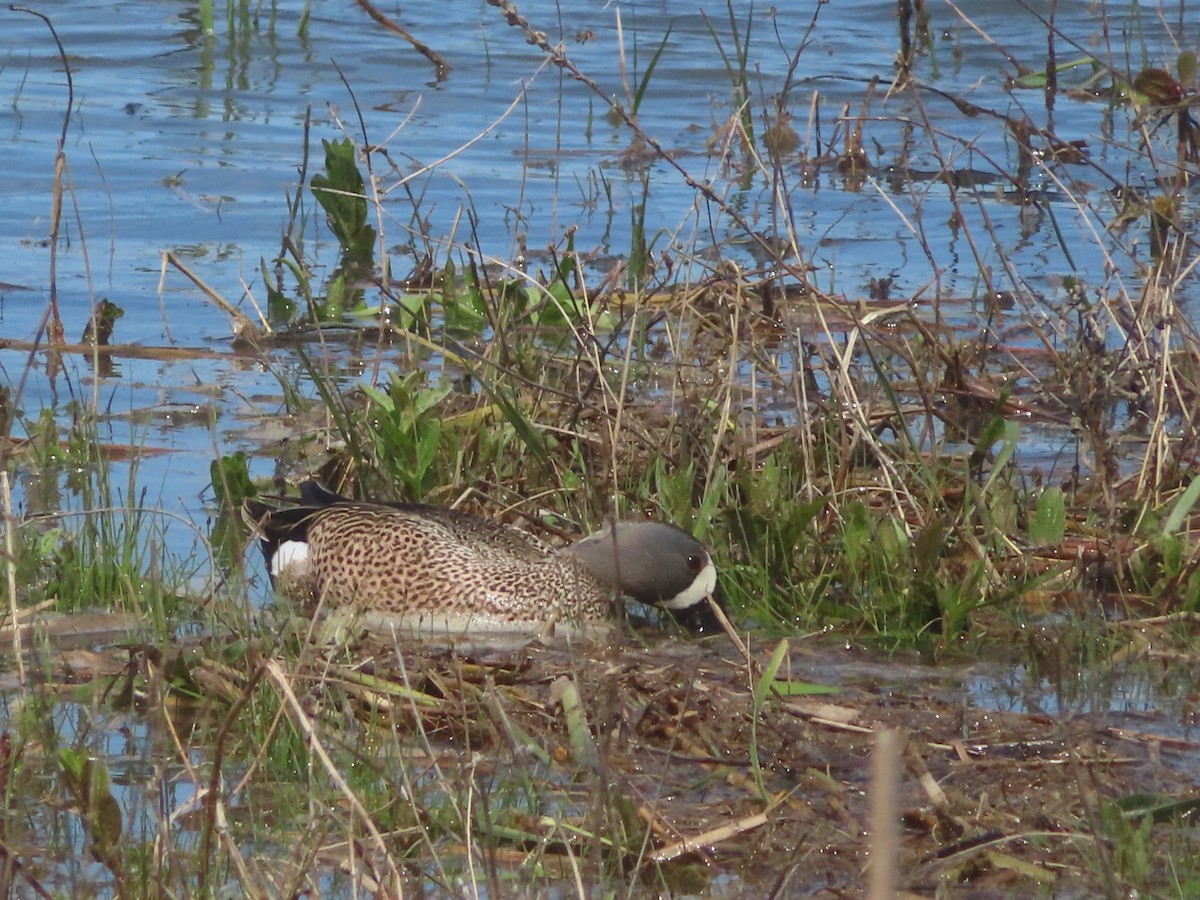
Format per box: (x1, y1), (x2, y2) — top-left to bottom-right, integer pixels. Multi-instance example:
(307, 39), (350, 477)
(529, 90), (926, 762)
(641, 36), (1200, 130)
(666, 592), (726, 634)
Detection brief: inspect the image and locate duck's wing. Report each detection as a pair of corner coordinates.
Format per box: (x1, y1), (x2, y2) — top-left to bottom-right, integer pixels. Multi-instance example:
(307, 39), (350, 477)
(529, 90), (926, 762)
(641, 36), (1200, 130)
(297, 480), (351, 506)
(245, 489), (554, 568)
(242, 498), (320, 541)
(295, 480), (556, 558)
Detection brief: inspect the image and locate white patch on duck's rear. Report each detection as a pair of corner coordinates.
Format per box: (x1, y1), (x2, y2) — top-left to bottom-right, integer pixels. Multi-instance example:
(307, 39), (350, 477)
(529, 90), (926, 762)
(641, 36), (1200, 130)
(656, 555), (718, 611)
(271, 540), (310, 580)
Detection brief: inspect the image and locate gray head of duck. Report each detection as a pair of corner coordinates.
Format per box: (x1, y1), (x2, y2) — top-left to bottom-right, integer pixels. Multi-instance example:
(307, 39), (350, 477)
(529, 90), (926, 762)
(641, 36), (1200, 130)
(563, 520), (724, 634)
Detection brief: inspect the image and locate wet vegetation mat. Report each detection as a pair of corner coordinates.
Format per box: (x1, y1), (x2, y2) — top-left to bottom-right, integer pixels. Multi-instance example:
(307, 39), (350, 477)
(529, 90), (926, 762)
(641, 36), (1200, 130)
(7, 618), (1200, 897)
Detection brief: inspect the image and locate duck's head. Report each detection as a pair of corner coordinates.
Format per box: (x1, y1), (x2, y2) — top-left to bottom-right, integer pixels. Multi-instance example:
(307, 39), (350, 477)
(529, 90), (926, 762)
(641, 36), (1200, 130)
(564, 520), (724, 634)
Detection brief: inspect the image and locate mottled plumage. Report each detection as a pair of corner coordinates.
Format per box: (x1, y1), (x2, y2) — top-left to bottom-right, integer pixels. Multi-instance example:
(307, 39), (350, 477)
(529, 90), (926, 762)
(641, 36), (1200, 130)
(242, 482), (722, 636)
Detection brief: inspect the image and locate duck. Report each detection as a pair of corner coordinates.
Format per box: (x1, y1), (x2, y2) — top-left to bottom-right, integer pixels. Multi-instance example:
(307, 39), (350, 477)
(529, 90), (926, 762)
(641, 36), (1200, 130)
(241, 481), (723, 636)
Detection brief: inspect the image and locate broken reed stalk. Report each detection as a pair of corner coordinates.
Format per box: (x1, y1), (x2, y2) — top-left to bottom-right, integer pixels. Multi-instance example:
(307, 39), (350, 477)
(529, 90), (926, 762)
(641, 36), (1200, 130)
(10, 5), (70, 344)
(163, 251), (263, 334)
(868, 728), (901, 900)
(0, 472), (24, 688)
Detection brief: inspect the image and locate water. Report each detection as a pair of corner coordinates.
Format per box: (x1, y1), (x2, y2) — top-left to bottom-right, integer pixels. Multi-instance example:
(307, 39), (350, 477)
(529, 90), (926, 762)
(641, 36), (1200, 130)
(4, 0), (1186, 335)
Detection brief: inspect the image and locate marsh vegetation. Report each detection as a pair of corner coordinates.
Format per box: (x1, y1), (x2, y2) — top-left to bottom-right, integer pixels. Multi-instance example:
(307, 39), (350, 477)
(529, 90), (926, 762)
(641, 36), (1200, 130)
(4, 0), (1200, 895)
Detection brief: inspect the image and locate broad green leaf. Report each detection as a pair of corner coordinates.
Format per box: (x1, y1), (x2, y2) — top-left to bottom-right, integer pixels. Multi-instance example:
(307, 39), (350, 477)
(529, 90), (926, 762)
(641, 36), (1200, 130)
(1029, 486), (1066, 545)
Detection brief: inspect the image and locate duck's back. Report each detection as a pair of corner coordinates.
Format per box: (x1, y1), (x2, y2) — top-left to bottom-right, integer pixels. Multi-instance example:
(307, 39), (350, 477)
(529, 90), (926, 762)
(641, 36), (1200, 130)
(273, 502), (613, 633)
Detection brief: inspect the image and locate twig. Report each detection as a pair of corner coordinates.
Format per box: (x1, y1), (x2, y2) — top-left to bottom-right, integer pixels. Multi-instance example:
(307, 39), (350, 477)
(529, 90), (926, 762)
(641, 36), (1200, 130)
(649, 811), (767, 862)
(353, 0), (450, 77)
(0, 336), (251, 362)
(1107, 726), (1200, 751)
(709, 596), (750, 664)
(0, 836), (56, 900)
(550, 675), (600, 769)
(163, 251), (262, 333)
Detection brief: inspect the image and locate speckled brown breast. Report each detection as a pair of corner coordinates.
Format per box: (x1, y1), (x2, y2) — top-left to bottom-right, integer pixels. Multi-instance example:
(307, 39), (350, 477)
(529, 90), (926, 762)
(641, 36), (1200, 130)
(281, 503), (616, 631)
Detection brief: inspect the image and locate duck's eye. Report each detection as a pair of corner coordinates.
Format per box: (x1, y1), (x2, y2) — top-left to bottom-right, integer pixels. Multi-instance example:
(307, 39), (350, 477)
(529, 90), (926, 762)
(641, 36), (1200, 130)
(686, 553), (704, 572)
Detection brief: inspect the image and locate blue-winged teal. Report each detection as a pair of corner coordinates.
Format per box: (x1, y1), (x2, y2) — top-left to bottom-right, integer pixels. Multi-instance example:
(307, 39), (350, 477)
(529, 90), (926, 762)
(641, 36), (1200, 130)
(242, 481), (722, 635)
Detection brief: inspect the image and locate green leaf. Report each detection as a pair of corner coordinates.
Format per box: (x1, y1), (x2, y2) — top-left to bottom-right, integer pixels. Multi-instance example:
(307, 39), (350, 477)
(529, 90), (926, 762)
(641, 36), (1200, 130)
(1012, 55), (1099, 89)
(58, 746), (86, 781)
(772, 679), (839, 696)
(1179, 51), (1197, 90)
(843, 501), (872, 568)
(913, 516), (948, 579)
(476, 380), (551, 473)
(1029, 487), (1066, 545)
(632, 24), (673, 115)
(695, 465), (727, 538)
(754, 638), (789, 709)
(981, 418), (1020, 497)
(359, 383), (394, 413)
(96, 791), (123, 850)
(1163, 475), (1200, 536)
(310, 138), (376, 270)
(262, 258), (297, 323)
(1113, 792), (1200, 823)
(654, 459), (697, 524)
(392, 292), (430, 330)
(210, 451), (255, 508)
(209, 450), (257, 568)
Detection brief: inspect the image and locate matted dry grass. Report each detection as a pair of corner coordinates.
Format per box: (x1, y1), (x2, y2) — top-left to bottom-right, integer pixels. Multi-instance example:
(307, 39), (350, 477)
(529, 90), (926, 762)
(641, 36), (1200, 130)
(170, 622), (1198, 896)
